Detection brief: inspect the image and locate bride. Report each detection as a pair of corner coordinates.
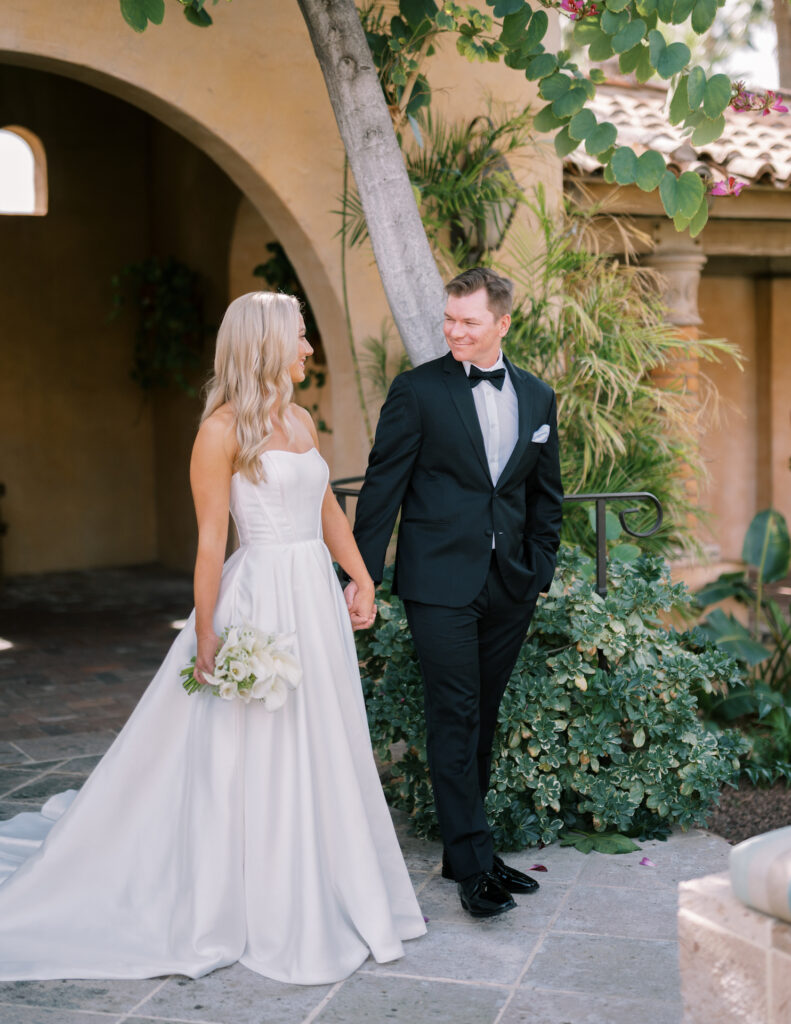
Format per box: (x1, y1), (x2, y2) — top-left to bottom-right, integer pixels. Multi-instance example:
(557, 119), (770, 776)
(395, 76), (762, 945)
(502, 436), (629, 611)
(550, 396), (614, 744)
(0, 291), (426, 984)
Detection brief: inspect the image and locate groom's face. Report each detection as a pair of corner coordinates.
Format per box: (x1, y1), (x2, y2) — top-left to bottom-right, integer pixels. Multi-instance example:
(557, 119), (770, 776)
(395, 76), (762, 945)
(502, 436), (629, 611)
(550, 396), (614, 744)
(443, 288), (510, 369)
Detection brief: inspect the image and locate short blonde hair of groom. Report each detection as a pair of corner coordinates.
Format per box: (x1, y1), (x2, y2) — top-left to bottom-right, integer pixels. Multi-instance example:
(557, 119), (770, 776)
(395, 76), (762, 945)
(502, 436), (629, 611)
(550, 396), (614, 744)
(202, 291), (301, 482)
(445, 267), (514, 319)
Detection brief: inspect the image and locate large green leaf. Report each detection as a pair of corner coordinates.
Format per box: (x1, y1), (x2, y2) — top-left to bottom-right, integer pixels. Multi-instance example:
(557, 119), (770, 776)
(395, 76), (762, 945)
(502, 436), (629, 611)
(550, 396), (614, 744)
(703, 74), (732, 118)
(691, 0), (717, 32)
(657, 0), (675, 18)
(613, 18), (647, 53)
(486, 0), (526, 14)
(611, 146), (638, 183)
(619, 42), (645, 73)
(702, 609), (772, 666)
(587, 507), (622, 540)
(534, 103), (567, 132)
(553, 87), (589, 118)
(688, 194), (709, 237)
(500, 5), (532, 46)
(671, 0), (695, 23)
(525, 53), (558, 79)
(660, 169), (704, 217)
(690, 112), (725, 145)
(743, 509), (791, 583)
(636, 0), (658, 12)
(554, 125), (581, 157)
(585, 121), (617, 155)
(635, 150), (666, 190)
(668, 75), (691, 124)
(540, 72), (572, 100)
(648, 30), (690, 78)
(590, 30), (616, 61)
(601, 8), (630, 33)
(696, 572), (749, 607)
(521, 9), (549, 51)
(687, 65), (706, 107)
(399, 0), (439, 29)
(605, 0), (633, 9)
(569, 108), (597, 140)
(120, 0), (164, 32)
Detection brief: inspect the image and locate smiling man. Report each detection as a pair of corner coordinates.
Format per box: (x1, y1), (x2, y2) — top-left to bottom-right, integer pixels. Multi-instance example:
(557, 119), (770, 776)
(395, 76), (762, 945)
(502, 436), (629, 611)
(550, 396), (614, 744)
(347, 267), (563, 918)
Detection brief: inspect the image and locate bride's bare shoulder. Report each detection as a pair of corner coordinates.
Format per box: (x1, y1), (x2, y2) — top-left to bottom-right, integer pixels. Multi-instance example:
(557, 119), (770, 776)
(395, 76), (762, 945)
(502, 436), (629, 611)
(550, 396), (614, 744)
(194, 404), (238, 461)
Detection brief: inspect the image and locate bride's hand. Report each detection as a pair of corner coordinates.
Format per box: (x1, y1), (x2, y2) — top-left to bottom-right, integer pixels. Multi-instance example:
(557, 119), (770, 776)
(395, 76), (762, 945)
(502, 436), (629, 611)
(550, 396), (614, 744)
(195, 631), (220, 685)
(347, 580), (377, 631)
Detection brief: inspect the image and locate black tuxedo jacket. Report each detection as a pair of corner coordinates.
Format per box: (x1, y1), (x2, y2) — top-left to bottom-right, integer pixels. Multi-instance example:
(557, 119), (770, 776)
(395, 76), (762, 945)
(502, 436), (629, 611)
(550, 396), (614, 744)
(353, 351), (563, 607)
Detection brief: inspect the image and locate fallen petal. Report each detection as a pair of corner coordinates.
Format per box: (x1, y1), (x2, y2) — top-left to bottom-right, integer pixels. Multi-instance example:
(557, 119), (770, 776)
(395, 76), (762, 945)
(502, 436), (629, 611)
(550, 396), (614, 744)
(639, 856), (656, 867)
(528, 864), (548, 872)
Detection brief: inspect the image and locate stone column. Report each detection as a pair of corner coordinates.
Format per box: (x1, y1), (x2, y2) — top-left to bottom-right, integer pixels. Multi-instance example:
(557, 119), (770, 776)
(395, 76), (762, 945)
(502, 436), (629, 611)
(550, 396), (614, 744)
(643, 222), (707, 509)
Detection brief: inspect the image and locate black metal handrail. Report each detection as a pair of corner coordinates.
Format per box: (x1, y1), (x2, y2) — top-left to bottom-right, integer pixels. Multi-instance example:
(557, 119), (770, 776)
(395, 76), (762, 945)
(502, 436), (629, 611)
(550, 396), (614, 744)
(331, 478), (663, 598)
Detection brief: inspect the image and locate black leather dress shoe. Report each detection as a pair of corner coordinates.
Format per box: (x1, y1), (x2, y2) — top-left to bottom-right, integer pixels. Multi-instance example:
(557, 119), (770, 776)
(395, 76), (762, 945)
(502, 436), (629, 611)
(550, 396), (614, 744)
(458, 872), (516, 918)
(490, 855), (540, 894)
(442, 854), (539, 894)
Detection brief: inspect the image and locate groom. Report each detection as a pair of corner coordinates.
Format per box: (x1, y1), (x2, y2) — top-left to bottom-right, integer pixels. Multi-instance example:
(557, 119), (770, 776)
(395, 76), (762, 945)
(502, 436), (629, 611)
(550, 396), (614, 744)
(346, 267), (563, 917)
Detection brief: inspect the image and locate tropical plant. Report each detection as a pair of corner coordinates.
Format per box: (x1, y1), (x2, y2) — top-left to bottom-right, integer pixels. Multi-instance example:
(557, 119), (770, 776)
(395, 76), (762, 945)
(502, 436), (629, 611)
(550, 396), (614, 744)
(109, 256), (209, 397)
(358, 547), (746, 849)
(360, 321), (412, 400)
(695, 508), (791, 783)
(501, 189), (738, 557)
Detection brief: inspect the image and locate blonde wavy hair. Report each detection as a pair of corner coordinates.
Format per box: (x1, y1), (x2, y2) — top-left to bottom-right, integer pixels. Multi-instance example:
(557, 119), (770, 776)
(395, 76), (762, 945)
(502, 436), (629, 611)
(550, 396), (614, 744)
(202, 291), (301, 481)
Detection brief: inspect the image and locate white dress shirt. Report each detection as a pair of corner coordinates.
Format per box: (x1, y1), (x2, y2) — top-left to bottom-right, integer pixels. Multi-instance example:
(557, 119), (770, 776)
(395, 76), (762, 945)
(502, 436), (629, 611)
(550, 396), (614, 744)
(463, 351), (519, 487)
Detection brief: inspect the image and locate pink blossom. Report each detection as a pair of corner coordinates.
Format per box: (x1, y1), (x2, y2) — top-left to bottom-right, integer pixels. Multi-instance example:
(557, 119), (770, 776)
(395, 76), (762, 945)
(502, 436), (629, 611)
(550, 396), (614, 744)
(639, 856), (656, 867)
(560, 0), (597, 18)
(709, 176), (748, 197)
(729, 82), (755, 113)
(760, 90), (789, 116)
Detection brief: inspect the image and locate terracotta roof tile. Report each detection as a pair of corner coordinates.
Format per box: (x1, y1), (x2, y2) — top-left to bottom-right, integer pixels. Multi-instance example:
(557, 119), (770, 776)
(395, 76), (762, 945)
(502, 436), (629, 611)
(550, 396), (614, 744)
(564, 81), (791, 188)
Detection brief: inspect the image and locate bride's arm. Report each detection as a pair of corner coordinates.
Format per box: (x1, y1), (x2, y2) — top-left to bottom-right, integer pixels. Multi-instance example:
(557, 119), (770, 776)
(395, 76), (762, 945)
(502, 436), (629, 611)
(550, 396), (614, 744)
(298, 408), (376, 629)
(189, 411), (236, 683)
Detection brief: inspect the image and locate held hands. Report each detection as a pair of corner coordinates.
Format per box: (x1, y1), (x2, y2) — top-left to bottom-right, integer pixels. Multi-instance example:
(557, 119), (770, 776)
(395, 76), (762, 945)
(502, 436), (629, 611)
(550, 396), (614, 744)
(344, 580), (377, 631)
(195, 630), (221, 685)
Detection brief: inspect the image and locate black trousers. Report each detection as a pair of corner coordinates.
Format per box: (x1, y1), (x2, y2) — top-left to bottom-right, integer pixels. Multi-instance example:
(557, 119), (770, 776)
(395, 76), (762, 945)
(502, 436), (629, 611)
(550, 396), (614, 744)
(403, 554), (537, 882)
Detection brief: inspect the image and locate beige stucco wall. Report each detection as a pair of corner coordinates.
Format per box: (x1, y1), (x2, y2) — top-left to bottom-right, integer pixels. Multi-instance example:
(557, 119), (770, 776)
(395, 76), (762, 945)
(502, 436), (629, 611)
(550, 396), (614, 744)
(0, 66), (158, 575)
(0, 0), (559, 575)
(698, 274), (791, 565)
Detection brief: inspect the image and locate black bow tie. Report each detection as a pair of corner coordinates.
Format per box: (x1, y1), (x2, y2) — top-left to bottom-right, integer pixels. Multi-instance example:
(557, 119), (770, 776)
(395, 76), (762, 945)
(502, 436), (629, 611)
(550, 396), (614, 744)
(468, 366), (506, 390)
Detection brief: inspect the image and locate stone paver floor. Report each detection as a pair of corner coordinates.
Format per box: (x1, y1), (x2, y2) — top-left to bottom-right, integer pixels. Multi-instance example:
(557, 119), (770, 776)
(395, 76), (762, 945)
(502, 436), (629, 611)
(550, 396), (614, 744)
(0, 567), (731, 1023)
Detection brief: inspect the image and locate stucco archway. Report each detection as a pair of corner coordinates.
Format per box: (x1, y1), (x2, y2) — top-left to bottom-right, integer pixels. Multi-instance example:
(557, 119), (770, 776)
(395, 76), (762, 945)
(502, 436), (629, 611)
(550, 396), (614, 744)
(0, 2), (378, 479)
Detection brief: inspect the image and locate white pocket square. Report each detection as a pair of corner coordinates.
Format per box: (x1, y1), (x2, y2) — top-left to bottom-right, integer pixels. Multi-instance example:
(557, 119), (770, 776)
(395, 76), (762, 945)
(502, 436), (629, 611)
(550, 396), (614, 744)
(531, 424), (550, 444)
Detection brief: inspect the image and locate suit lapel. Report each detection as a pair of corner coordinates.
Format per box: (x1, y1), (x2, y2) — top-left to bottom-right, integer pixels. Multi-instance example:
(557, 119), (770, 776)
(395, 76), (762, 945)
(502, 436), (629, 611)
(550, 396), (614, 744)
(441, 354), (491, 481)
(497, 356), (532, 488)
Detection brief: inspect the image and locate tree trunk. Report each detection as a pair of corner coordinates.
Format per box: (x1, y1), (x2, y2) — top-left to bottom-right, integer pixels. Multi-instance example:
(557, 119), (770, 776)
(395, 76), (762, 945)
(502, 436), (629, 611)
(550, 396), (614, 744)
(774, 0), (791, 90)
(296, 0), (446, 366)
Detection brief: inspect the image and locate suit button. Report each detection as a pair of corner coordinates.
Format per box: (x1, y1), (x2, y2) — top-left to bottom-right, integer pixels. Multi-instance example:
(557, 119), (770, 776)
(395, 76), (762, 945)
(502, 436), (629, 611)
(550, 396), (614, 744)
(485, 528), (493, 538)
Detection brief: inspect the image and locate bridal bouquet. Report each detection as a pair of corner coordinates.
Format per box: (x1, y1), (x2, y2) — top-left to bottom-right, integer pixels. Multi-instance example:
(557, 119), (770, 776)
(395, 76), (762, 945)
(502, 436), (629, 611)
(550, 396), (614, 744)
(181, 625), (301, 711)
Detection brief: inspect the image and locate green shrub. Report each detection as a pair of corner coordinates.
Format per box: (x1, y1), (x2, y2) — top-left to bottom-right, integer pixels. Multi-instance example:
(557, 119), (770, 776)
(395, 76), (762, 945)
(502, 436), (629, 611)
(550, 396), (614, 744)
(358, 548), (747, 848)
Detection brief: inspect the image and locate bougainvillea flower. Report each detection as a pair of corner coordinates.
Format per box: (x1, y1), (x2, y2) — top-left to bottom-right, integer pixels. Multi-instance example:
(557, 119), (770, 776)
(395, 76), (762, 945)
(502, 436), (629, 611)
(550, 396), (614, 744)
(710, 176), (748, 197)
(528, 864), (548, 872)
(639, 856), (656, 867)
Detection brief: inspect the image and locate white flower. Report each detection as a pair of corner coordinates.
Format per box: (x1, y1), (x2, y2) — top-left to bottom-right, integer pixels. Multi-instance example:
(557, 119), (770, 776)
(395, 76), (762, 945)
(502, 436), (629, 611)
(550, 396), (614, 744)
(228, 660), (247, 682)
(217, 679), (238, 701)
(272, 650), (302, 689)
(263, 677), (288, 711)
(248, 677), (271, 700)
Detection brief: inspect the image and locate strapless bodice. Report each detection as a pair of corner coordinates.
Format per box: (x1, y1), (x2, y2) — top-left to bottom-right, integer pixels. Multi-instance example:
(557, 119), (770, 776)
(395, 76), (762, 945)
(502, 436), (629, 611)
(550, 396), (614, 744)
(230, 448), (329, 546)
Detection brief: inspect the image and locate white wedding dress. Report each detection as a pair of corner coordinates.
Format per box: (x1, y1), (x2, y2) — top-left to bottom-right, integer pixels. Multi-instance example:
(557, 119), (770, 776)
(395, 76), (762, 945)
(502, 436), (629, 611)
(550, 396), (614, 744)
(0, 448), (426, 984)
